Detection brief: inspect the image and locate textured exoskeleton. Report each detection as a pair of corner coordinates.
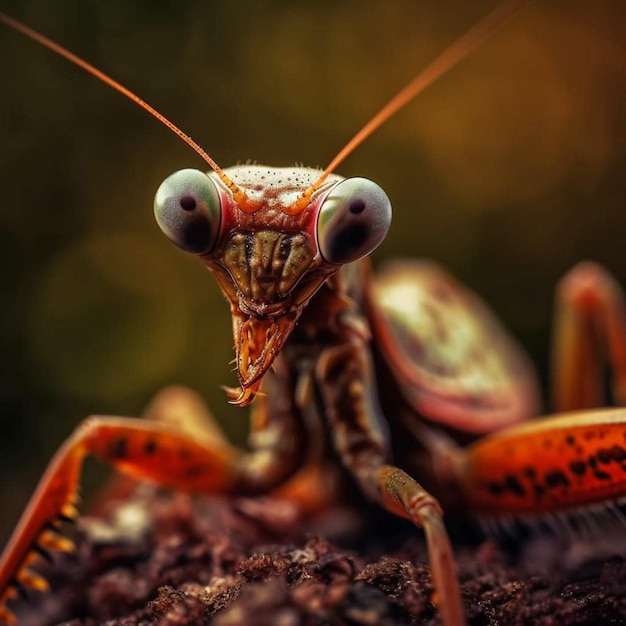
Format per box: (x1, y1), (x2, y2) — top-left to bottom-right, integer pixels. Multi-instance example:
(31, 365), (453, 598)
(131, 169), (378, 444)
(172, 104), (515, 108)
(2, 4), (626, 626)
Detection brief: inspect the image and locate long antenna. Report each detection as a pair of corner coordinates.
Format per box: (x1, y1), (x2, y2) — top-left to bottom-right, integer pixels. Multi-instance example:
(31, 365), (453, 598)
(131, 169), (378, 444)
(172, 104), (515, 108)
(293, 0), (532, 213)
(0, 4), (532, 215)
(0, 11), (252, 208)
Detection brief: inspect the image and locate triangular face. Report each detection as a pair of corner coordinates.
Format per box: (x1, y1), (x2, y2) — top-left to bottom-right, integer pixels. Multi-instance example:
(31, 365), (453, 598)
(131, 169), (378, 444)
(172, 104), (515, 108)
(155, 165), (391, 405)
(201, 166), (343, 405)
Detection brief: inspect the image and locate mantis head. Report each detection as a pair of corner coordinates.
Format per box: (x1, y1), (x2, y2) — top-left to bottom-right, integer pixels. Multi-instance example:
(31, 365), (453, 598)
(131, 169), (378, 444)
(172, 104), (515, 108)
(154, 165), (391, 405)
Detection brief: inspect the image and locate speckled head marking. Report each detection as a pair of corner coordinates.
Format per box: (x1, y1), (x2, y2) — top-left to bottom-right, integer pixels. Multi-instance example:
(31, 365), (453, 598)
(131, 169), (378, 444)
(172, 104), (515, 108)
(202, 166), (342, 404)
(154, 165), (391, 405)
(0, 0), (530, 407)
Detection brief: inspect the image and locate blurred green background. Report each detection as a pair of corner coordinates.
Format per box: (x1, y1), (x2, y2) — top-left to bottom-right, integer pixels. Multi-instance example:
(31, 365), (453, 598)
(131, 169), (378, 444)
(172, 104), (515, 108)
(1, 0), (626, 544)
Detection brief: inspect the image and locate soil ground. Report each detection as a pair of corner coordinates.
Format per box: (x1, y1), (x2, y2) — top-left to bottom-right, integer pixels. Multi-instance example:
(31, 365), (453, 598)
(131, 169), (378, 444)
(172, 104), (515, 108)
(10, 488), (626, 625)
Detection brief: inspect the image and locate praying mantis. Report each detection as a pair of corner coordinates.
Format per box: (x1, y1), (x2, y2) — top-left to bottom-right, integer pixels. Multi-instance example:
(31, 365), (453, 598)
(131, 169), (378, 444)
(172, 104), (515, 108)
(1, 1), (626, 624)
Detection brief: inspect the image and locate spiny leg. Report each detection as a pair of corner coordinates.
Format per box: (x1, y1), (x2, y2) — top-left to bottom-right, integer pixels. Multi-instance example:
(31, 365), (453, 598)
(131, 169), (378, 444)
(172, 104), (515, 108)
(0, 416), (242, 623)
(317, 333), (465, 626)
(551, 261), (626, 412)
(0, 374), (307, 623)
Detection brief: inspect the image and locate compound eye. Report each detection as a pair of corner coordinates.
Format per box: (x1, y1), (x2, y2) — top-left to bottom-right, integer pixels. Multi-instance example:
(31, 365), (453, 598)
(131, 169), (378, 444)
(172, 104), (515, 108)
(317, 177), (392, 264)
(154, 168), (221, 254)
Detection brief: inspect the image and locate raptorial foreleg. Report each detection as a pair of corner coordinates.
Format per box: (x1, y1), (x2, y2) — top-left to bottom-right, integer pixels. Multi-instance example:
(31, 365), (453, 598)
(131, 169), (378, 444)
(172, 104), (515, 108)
(317, 331), (465, 626)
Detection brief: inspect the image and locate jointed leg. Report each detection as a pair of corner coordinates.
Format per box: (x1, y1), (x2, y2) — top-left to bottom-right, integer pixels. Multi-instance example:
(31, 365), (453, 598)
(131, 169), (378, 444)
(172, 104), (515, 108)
(432, 264), (626, 567)
(88, 385), (237, 511)
(0, 415), (242, 622)
(461, 408), (626, 516)
(551, 262), (626, 411)
(0, 374), (306, 624)
(150, 383), (341, 514)
(375, 465), (464, 626)
(317, 335), (465, 626)
(460, 262), (626, 516)
(269, 371), (344, 514)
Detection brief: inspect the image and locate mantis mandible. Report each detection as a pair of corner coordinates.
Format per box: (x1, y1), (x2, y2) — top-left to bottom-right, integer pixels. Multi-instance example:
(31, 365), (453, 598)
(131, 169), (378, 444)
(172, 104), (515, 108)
(1, 2), (626, 625)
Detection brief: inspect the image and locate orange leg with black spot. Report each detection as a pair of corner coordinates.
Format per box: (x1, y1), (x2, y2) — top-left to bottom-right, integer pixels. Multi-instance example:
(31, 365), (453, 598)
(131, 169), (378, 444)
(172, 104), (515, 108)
(459, 263), (626, 517)
(95, 384), (342, 518)
(86, 385), (236, 513)
(145, 385), (341, 515)
(0, 416), (243, 623)
(0, 373), (308, 624)
(461, 409), (626, 516)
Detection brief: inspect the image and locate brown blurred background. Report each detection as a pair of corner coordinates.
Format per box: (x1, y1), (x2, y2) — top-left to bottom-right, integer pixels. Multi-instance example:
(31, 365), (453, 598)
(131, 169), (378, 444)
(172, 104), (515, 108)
(1, 0), (625, 544)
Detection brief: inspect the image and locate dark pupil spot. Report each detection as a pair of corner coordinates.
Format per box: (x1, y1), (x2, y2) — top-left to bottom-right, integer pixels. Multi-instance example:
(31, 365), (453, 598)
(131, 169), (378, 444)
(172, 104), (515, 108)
(182, 218), (212, 253)
(180, 195), (197, 211)
(328, 223), (369, 263)
(349, 198), (366, 214)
